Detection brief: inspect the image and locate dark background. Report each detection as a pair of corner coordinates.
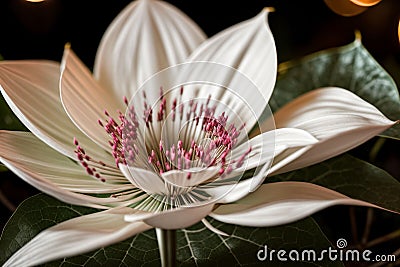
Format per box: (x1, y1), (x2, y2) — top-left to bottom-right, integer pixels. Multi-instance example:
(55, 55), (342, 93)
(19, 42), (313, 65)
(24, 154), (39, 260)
(1, 0), (400, 69)
(0, 0), (399, 266)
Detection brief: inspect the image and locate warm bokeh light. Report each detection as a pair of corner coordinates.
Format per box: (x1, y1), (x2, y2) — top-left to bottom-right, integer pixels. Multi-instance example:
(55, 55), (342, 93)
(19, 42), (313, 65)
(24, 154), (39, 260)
(25, 0), (45, 2)
(398, 19), (400, 43)
(349, 0), (382, 7)
(324, 0), (367, 16)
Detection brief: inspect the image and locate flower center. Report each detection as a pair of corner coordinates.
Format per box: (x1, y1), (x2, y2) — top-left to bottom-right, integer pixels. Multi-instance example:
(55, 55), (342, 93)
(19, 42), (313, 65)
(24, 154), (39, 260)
(74, 86), (253, 201)
(115, 87), (250, 178)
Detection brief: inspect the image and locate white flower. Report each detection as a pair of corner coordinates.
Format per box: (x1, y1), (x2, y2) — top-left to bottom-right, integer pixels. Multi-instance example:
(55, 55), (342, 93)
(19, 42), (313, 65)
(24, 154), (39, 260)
(0, 0), (396, 266)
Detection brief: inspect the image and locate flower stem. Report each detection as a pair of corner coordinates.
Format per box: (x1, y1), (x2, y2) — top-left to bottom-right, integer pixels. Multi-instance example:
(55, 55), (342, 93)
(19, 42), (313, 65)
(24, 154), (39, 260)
(156, 228), (176, 267)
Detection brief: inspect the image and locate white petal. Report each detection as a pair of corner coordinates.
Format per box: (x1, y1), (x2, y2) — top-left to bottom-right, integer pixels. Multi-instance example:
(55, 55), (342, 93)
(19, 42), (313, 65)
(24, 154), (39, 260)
(273, 87), (394, 139)
(94, 0), (206, 105)
(0, 131), (133, 208)
(186, 9), (277, 133)
(230, 128), (317, 172)
(0, 61), (113, 164)
(60, 47), (123, 151)
(120, 164), (166, 195)
(3, 208), (152, 267)
(205, 179), (254, 204)
(120, 164), (220, 195)
(210, 182), (380, 227)
(124, 203), (214, 229)
(268, 146), (310, 175)
(269, 87), (396, 173)
(204, 128), (318, 202)
(162, 166), (220, 188)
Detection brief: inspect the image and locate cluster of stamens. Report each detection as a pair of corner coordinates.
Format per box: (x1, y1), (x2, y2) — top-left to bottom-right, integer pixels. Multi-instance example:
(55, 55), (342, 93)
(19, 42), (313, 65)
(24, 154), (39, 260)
(99, 96), (139, 167)
(74, 138), (121, 183)
(74, 86), (253, 185)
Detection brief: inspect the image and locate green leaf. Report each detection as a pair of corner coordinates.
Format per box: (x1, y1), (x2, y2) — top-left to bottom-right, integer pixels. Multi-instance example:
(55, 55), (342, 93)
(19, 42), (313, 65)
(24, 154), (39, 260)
(0, 164), (8, 172)
(0, 96), (27, 131)
(270, 40), (400, 139)
(271, 154), (400, 213)
(0, 194), (343, 267)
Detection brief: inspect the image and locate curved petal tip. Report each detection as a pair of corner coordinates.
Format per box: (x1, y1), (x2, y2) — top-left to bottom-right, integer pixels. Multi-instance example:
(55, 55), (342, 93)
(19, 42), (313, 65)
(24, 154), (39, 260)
(263, 7), (275, 13)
